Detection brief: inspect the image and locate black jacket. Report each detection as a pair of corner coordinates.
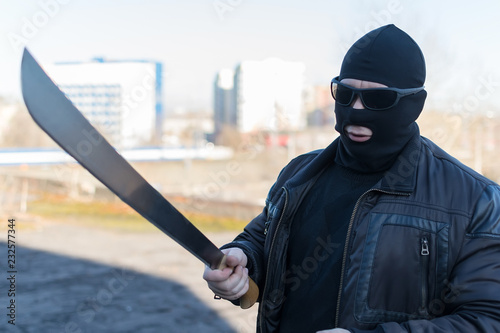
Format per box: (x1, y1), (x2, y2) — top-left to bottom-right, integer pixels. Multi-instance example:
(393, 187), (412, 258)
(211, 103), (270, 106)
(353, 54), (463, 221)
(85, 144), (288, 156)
(223, 134), (500, 332)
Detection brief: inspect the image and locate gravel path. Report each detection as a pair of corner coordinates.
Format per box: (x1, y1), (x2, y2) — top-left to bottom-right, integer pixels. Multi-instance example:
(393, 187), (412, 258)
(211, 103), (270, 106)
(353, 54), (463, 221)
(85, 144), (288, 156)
(0, 216), (258, 333)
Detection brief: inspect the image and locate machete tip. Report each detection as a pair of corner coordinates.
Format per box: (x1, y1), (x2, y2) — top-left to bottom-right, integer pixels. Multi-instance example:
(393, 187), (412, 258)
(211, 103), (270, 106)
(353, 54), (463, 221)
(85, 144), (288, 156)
(21, 47), (34, 67)
(20, 48), (33, 106)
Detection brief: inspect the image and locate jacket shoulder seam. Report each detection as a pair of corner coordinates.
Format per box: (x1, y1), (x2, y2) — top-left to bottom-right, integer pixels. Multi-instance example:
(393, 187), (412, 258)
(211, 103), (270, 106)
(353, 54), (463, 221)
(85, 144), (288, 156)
(421, 137), (495, 187)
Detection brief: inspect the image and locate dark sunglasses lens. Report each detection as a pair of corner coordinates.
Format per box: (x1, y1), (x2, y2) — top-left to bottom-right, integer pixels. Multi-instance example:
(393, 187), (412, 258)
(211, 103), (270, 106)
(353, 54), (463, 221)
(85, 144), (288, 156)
(361, 90), (398, 110)
(333, 84), (354, 105)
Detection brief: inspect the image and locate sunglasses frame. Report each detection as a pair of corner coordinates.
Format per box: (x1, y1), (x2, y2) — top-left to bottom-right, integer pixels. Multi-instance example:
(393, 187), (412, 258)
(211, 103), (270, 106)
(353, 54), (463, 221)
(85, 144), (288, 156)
(330, 76), (425, 111)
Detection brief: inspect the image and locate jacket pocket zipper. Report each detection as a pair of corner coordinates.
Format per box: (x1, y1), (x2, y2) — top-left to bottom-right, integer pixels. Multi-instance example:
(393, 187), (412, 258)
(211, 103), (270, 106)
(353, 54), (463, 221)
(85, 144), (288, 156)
(419, 236), (430, 317)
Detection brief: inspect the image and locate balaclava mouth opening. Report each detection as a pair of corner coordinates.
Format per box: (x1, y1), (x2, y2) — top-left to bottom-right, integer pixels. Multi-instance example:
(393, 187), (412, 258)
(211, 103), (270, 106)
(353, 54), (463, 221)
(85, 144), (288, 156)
(334, 24), (427, 172)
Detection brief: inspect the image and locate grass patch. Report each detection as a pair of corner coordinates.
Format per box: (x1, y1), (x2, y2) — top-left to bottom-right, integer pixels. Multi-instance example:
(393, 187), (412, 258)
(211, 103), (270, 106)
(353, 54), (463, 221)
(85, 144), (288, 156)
(28, 194), (248, 233)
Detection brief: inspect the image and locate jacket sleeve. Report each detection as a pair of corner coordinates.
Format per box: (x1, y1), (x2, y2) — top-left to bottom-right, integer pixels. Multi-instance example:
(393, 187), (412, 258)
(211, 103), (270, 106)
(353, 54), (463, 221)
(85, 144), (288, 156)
(220, 169), (286, 299)
(350, 184), (500, 333)
(220, 151), (318, 299)
(220, 205), (268, 290)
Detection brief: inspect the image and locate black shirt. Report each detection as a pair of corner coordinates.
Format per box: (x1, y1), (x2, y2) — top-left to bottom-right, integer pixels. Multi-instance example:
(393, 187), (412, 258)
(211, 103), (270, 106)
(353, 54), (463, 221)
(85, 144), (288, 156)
(278, 162), (382, 332)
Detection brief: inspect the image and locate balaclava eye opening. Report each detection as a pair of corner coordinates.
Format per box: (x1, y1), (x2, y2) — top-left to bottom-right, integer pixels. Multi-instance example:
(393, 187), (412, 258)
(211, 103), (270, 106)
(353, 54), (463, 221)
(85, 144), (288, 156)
(334, 24), (427, 172)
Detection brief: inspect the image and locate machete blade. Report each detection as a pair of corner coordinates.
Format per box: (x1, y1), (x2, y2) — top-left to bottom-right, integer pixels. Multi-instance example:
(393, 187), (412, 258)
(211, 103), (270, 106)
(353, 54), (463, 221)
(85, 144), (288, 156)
(20, 48), (225, 269)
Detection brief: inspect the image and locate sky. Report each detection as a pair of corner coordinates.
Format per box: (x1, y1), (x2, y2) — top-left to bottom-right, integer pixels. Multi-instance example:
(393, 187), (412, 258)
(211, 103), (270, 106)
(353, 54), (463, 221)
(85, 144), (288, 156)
(1, 0), (500, 115)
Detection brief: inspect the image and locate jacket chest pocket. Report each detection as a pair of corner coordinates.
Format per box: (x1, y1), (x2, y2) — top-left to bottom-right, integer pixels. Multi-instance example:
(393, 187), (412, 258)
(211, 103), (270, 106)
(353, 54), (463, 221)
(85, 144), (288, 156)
(353, 213), (449, 324)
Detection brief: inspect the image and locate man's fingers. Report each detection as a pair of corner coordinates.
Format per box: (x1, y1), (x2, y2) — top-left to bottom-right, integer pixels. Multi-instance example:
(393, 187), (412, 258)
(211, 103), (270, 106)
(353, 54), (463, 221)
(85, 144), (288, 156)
(208, 265), (249, 300)
(224, 254), (242, 267)
(222, 265), (249, 296)
(202, 247), (250, 301)
(221, 248), (247, 267)
(211, 265), (244, 294)
(231, 267), (250, 299)
(203, 265), (232, 282)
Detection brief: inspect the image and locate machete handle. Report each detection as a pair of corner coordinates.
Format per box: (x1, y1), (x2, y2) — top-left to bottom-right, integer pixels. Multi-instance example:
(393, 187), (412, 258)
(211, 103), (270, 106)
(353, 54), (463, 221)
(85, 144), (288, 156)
(218, 254), (259, 309)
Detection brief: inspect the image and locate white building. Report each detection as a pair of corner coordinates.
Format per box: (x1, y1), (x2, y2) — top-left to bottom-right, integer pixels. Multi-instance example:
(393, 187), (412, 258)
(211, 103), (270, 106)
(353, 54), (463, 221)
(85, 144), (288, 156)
(234, 58), (306, 133)
(46, 58), (163, 148)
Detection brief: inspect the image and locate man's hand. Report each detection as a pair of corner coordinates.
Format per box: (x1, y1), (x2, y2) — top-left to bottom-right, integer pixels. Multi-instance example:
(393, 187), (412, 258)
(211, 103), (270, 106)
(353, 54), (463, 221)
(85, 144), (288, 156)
(316, 329), (350, 333)
(203, 247), (249, 301)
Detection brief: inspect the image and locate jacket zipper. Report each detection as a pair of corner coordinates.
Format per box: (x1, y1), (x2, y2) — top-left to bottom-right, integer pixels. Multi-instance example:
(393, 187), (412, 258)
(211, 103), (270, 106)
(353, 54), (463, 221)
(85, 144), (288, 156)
(334, 189), (410, 327)
(259, 187), (289, 332)
(419, 236), (430, 317)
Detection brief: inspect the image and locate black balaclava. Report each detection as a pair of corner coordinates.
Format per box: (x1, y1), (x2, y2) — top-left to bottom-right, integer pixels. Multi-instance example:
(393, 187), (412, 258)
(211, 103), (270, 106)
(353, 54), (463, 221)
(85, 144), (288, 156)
(334, 24), (427, 172)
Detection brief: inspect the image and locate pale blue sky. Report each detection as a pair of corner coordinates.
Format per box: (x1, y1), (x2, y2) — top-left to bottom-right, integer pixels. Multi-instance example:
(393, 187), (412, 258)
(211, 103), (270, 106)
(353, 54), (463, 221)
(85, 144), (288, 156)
(1, 0), (500, 114)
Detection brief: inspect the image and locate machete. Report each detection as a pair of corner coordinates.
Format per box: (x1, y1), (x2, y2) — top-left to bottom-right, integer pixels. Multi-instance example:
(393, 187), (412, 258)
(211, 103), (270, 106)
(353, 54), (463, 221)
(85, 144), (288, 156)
(20, 48), (258, 309)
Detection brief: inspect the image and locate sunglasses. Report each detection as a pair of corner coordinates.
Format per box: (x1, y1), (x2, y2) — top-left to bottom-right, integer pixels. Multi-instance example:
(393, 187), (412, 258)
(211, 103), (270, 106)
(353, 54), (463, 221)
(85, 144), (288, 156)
(330, 76), (425, 110)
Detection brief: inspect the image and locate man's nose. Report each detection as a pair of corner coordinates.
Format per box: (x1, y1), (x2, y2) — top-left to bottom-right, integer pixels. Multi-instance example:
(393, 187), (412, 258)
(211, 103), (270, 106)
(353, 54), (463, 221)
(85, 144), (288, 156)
(351, 94), (364, 109)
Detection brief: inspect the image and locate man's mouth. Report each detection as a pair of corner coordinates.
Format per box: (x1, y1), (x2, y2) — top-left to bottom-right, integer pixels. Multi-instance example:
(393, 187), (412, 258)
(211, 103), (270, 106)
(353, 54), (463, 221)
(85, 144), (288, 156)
(344, 125), (372, 143)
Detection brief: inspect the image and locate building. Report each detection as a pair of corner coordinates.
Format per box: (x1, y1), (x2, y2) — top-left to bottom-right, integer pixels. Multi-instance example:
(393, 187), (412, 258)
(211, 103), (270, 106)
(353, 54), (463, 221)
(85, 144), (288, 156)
(46, 58), (163, 148)
(213, 68), (237, 138)
(303, 84), (335, 127)
(230, 58), (306, 133)
(235, 58), (306, 132)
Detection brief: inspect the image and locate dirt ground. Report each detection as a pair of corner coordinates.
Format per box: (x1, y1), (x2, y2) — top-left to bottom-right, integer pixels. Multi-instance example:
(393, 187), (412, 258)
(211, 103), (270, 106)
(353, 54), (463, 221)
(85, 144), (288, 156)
(0, 215), (258, 333)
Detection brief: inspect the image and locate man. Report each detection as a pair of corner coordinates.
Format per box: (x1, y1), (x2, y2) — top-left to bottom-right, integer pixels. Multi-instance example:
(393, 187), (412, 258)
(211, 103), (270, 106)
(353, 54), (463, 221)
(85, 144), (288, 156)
(203, 24), (500, 332)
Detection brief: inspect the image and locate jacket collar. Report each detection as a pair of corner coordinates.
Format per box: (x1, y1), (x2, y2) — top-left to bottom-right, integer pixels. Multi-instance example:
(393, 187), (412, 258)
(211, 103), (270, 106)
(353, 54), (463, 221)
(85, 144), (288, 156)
(284, 137), (341, 190)
(378, 132), (421, 193)
(284, 132), (421, 194)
